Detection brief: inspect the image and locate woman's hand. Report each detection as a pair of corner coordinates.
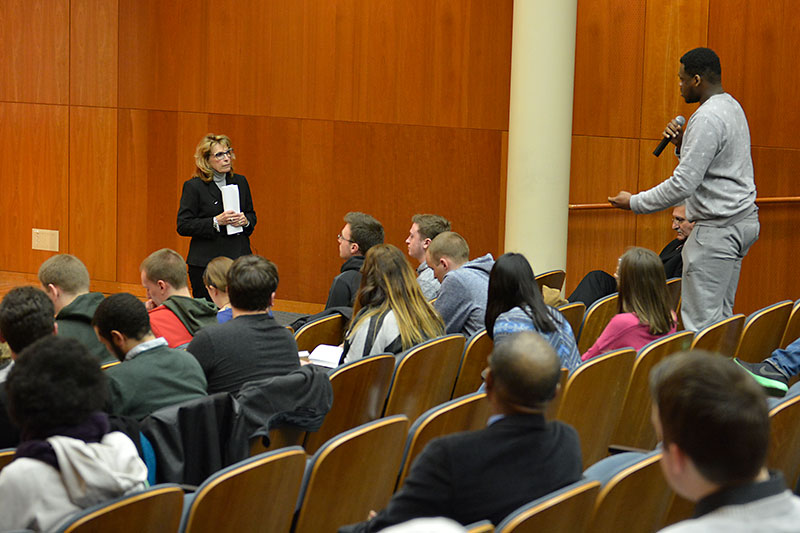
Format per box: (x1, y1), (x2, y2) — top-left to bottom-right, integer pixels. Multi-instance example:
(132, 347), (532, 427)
(216, 210), (239, 226)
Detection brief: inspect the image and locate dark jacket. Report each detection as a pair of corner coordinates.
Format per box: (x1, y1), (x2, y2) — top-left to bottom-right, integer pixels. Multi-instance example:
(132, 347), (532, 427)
(56, 292), (115, 364)
(340, 414), (583, 531)
(325, 255), (365, 309)
(177, 173), (257, 267)
(163, 295), (218, 335)
(659, 238), (684, 279)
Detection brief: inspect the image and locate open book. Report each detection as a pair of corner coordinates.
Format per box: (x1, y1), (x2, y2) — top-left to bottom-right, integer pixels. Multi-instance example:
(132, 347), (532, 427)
(298, 344), (343, 368)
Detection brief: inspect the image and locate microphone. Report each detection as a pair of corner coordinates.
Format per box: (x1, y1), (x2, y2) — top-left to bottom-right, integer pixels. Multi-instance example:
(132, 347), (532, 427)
(653, 115), (686, 157)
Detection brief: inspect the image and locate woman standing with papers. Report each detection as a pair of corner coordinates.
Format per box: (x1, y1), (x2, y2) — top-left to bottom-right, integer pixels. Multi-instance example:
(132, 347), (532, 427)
(178, 133), (257, 301)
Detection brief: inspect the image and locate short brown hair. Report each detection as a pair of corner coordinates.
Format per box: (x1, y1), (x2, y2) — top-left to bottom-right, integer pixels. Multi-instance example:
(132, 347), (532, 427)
(427, 231), (469, 264)
(38, 254), (90, 294)
(650, 351), (769, 486)
(203, 256), (234, 292)
(412, 214), (451, 241)
(227, 255), (279, 311)
(140, 249), (188, 289)
(344, 212), (384, 255)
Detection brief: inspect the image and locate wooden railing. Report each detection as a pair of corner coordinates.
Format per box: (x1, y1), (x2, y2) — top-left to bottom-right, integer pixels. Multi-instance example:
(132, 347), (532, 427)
(568, 196), (800, 210)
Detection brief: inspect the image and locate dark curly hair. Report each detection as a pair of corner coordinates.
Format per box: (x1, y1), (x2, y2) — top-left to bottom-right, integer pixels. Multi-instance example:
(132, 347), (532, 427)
(0, 286), (55, 354)
(6, 336), (107, 438)
(92, 293), (151, 342)
(680, 47), (721, 84)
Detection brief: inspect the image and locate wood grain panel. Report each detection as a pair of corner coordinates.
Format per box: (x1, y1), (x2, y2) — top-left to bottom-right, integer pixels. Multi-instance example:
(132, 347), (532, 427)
(116, 109), (184, 284)
(752, 147), (800, 198)
(569, 136), (641, 203)
(640, 0), (709, 139)
(635, 140), (684, 254)
(709, 0), (800, 149)
(70, 0), (119, 107)
(572, 0), (646, 138)
(0, 0), (69, 104)
(0, 103), (69, 272)
(69, 107), (117, 281)
(735, 204), (800, 316)
(118, 0), (512, 129)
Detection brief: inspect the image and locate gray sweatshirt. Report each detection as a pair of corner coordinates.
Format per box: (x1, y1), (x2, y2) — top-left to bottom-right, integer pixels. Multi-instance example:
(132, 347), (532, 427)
(630, 93), (756, 223)
(434, 253), (495, 337)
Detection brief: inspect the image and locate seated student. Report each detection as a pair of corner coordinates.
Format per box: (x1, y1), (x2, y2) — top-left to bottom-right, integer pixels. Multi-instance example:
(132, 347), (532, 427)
(0, 336), (148, 532)
(339, 332), (582, 531)
(582, 247), (677, 361)
(140, 248), (218, 348)
(203, 256), (234, 323)
(93, 293), (208, 420)
(326, 212), (385, 309)
(404, 214), (451, 300)
(485, 253), (581, 372)
(187, 255), (300, 394)
(651, 351), (800, 532)
(341, 244), (444, 364)
(427, 232), (494, 337)
(38, 254), (114, 363)
(568, 205), (693, 307)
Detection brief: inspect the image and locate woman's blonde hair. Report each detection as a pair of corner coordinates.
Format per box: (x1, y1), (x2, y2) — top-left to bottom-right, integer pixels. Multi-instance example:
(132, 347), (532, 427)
(617, 247), (675, 335)
(194, 133), (233, 182)
(203, 256), (234, 292)
(347, 244), (444, 350)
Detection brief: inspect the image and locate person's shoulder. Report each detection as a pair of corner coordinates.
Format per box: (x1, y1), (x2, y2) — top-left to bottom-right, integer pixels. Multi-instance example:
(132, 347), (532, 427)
(609, 312), (640, 327)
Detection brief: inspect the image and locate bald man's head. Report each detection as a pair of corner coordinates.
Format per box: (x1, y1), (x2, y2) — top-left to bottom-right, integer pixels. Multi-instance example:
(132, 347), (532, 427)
(487, 332), (561, 412)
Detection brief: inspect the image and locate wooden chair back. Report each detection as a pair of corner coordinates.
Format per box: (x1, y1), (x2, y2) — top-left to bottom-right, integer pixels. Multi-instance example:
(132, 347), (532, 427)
(544, 368), (569, 421)
(182, 448), (306, 533)
(452, 329), (493, 399)
(0, 448), (14, 474)
(496, 480), (601, 533)
(586, 453), (671, 533)
(577, 293), (619, 354)
(294, 314), (346, 353)
(780, 300), (800, 349)
(55, 485), (184, 533)
(383, 335), (466, 421)
(611, 331), (694, 450)
(689, 314), (745, 357)
(397, 393), (489, 487)
(665, 277), (681, 311)
(556, 348), (636, 467)
(556, 302), (585, 339)
(250, 425), (307, 456)
(734, 300), (793, 364)
(293, 416), (409, 533)
(535, 270), (566, 291)
(101, 361), (120, 370)
(304, 354), (395, 454)
(768, 392), (800, 490)
(465, 520), (495, 533)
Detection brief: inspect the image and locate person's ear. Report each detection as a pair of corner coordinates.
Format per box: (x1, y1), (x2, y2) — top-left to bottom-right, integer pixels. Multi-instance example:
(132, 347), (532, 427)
(422, 238), (432, 250)
(157, 280), (168, 292)
(110, 330), (126, 349)
(270, 292), (276, 308)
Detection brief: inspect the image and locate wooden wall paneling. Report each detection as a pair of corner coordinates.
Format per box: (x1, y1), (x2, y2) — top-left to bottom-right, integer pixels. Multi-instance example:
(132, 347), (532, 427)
(0, 103), (69, 272)
(70, 0), (119, 107)
(751, 147), (800, 197)
(0, 0), (69, 105)
(117, 109), (185, 284)
(639, 0), (709, 140)
(734, 204), (800, 315)
(709, 0), (800, 149)
(572, 0), (646, 138)
(69, 107), (117, 281)
(566, 136), (640, 292)
(357, 0), (400, 124)
(118, 2), (207, 112)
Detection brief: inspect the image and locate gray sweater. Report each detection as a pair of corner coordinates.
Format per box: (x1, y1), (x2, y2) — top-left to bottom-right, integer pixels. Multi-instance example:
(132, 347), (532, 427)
(630, 93), (756, 222)
(434, 254), (494, 337)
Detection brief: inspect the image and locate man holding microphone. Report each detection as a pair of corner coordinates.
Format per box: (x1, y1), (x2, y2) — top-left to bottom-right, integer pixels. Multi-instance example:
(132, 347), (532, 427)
(608, 47), (759, 332)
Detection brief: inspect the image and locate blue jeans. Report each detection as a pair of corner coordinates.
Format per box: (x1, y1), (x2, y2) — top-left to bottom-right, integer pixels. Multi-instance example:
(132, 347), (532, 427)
(769, 336), (800, 377)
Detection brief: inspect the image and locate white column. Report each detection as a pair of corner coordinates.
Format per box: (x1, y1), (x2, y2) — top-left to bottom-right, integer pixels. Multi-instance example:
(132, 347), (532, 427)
(505, 0), (578, 275)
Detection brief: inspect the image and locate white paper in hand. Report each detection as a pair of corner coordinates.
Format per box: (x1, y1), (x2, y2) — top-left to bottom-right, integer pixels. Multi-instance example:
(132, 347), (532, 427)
(221, 184), (243, 235)
(307, 344), (344, 368)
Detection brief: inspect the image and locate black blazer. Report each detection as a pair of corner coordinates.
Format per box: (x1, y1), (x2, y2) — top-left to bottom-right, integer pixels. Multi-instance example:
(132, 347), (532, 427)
(177, 173), (257, 267)
(340, 414), (583, 531)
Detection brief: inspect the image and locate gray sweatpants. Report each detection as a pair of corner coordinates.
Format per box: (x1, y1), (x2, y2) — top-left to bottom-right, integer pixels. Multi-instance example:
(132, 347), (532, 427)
(681, 209), (760, 332)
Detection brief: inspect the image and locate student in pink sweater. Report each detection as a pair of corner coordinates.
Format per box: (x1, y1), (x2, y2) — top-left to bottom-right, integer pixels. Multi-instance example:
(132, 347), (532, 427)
(582, 247), (677, 361)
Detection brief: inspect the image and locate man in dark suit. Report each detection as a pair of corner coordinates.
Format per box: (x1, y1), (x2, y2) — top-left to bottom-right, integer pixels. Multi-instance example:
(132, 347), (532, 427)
(339, 331), (583, 532)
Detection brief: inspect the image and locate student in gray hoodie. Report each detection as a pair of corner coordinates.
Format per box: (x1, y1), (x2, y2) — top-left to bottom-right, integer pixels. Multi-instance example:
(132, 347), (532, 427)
(426, 232), (494, 337)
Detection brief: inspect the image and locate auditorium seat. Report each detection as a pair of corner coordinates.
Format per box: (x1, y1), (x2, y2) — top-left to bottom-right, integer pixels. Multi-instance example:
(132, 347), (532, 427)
(734, 300), (793, 364)
(294, 314), (346, 353)
(689, 314), (744, 357)
(577, 293), (619, 354)
(535, 270), (566, 292)
(495, 479), (600, 533)
(452, 329), (493, 399)
(779, 299), (800, 349)
(556, 302), (585, 339)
